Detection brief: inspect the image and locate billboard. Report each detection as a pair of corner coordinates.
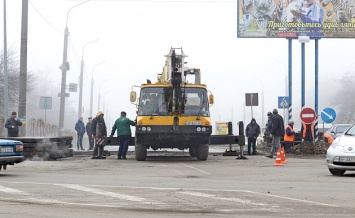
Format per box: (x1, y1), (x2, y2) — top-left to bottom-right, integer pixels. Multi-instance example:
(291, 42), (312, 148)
(215, 122), (229, 135)
(237, 0), (355, 38)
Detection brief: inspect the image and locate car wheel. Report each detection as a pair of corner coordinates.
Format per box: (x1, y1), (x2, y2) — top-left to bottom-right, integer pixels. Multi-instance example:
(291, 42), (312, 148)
(196, 144), (209, 161)
(329, 168), (346, 176)
(135, 144), (147, 161)
(189, 147), (197, 157)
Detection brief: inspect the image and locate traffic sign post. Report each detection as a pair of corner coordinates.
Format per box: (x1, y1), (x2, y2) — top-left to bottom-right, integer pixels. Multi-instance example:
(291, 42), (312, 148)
(300, 107), (316, 124)
(321, 108), (336, 124)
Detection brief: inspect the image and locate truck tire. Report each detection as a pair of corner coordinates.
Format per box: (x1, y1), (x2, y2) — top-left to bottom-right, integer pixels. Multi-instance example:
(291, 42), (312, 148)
(329, 168), (346, 176)
(196, 144), (209, 161)
(135, 144), (147, 161)
(189, 147), (197, 157)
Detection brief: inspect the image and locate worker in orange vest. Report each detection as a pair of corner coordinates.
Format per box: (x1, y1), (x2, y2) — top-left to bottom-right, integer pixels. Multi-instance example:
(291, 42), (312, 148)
(318, 132), (334, 147)
(301, 122), (315, 142)
(284, 120), (295, 153)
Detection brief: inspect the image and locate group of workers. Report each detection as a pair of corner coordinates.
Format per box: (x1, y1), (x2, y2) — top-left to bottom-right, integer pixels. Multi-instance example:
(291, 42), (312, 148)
(82, 110), (135, 159)
(246, 109), (334, 158)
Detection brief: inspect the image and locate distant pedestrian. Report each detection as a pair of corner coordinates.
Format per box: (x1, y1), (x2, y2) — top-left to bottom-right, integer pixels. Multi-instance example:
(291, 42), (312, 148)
(5, 112), (22, 137)
(86, 117), (94, 150)
(264, 112), (273, 144)
(110, 111), (136, 159)
(92, 111), (107, 159)
(75, 117), (85, 150)
(284, 120), (295, 153)
(267, 109), (285, 158)
(245, 118), (261, 155)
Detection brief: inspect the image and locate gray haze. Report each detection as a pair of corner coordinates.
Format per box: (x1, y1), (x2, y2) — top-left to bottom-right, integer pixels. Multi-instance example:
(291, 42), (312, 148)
(1, 0), (354, 135)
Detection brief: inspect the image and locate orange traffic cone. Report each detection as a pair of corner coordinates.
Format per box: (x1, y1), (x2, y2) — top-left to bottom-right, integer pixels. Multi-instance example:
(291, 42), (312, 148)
(281, 146), (288, 164)
(273, 149), (284, 166)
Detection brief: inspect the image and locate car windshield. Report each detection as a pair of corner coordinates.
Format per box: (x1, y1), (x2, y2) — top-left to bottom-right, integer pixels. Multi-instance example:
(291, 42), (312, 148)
(345, 125), (355, 136)
(138, 87), (209, 116)
(336, 125), (352, 133)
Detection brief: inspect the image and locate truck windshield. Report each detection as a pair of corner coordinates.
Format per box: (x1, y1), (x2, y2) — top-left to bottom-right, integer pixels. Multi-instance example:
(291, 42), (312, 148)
(138, 87), (209, 116)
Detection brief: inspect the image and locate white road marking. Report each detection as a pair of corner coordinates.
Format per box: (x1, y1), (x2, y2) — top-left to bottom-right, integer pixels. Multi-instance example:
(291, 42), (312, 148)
(185, 165), (210, 175)
(173, 170), (184, 175)
(0, 185), (32, 195)
(54, 184), (162, 205)
(179, 191), (268, 206)
(0, 181), (339, 208)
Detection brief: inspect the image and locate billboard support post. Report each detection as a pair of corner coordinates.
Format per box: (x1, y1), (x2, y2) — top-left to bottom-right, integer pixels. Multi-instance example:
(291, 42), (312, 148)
(288, 38), (292, 122)
(314, 39), (319, 140)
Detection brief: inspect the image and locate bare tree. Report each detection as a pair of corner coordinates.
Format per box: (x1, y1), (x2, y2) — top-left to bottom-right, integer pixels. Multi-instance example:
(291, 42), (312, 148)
(0, 48), (35, 116)
(332, 72), (355, 123)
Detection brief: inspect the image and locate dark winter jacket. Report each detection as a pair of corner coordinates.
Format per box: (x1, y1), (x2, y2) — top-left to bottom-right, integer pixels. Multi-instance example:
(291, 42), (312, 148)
(245, 118), (261, 139)
(86, 122), (93, 136)
(92, 117), (107, 137)
(111, 116), (136, 137)
(5, 118), (22, 137)
(271, 114), (285, 137)
(285, 125), (295, 136)
(75, 120), (85, 135)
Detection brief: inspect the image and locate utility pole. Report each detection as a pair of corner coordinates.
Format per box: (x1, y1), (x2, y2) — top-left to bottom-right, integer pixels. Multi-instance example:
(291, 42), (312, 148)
(3, 0), (9, 137)
(58, 1), (90, 136)
(18, 0), (28, 136)
(78, 39), (98, 119)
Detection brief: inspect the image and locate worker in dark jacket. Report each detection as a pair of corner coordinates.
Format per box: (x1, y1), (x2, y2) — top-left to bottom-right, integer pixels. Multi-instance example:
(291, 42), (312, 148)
(75, 117), (85, 150)
(86, 117), (94, 150)
(92, 111), (107, 159)
(267, 109), (285, 158)
(5, 112), (22, 137)
(245, 118), (261, 155)
(264, 112), (273, 143)
(110, 111), (136, 159)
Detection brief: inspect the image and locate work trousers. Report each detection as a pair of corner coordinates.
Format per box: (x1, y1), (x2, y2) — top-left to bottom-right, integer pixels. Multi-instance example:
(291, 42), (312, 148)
(247, 138), (257, 155)
(93, 136), (105, 158)
(270, 135), (281, 156)
(77, 134), (84, 150)
(118, 135), (130, 157)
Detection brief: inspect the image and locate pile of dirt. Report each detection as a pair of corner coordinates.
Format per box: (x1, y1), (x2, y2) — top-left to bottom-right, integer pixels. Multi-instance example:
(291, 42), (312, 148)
(290, 141), (329, 154)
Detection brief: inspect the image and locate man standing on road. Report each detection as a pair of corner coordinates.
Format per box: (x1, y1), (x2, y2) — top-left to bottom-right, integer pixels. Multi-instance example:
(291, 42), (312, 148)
(245, 118), (261, 155)
(5, 112), (22, 137)
(110, 111), (136, 159)
(86, 117), (94, 150)
(284, 120), (295, 153)
(75, 117), (85, 150)
(92, 111), (107, 159)
(267, 109), (285, 158)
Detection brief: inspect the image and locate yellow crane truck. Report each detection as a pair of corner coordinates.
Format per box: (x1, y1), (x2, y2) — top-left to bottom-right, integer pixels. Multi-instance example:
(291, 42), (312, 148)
(130, 48), (214, 161)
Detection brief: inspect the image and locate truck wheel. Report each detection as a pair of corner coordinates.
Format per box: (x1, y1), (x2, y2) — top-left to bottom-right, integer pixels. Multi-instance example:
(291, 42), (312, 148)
(329, 168), (346, 176)
(135, 144), (147, 161)
(189, 147), (197, 157)
(196, 144), (209, 161)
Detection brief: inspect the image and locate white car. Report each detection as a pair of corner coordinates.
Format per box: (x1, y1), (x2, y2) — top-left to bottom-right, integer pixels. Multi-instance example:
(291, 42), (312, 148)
(326, 124), (355, 176)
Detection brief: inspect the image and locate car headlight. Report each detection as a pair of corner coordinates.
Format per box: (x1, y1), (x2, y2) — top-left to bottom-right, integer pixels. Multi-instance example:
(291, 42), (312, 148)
(142, 127), (147, 131)
(147, 127), (151, 131)
(333, 156), (340, 162)
(196, 127), (201, 132)
(331, 140), (338, 148)
(202, 127), (206, 132)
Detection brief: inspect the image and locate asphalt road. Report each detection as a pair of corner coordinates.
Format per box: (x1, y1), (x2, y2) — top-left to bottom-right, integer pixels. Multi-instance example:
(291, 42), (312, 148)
(1, 151), (355, 218)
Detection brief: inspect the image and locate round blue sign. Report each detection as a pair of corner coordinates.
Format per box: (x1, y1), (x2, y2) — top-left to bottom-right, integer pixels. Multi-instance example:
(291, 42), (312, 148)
(321, 108), (336, 123)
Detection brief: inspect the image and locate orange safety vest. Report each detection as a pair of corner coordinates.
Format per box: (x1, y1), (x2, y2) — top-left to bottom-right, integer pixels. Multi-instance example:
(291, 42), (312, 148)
(302, 123), (315, 139)
(324, 133), (334, 145)
(284, 125), (295, 142)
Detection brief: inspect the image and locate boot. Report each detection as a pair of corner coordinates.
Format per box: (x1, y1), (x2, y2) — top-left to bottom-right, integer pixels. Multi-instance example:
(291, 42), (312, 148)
(92, 146), (98, 158)
(97, 146), (106, 159)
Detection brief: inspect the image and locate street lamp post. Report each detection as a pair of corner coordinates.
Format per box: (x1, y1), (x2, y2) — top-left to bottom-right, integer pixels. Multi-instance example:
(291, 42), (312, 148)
(97, 79), (110, 112)
(3, 0), (9, 133)
(274, 59), (288, 126)
(59, 0), (90, 135)
(78, 39), (98, 119)
(90, 61), (105, 117)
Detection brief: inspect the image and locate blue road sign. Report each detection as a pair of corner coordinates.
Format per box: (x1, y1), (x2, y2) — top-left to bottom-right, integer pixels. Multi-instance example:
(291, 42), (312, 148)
(278, 96), (289, 109)
(321, 108), (336, 123)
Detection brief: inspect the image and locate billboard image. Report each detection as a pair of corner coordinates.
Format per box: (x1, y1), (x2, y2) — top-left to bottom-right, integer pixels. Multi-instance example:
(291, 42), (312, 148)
(237, 0), (355, 38)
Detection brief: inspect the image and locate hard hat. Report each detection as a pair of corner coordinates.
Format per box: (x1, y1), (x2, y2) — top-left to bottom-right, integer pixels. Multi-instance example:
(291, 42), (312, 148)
(273, 109), (278, 114)
(288, 120), (294, 125)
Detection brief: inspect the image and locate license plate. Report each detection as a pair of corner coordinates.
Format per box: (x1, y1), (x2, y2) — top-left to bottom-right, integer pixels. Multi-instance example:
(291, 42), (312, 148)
(186, 121), (202, 125)
(0, 147), (13, 153)
(339, 157), (355, 162)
